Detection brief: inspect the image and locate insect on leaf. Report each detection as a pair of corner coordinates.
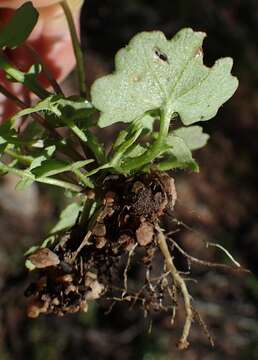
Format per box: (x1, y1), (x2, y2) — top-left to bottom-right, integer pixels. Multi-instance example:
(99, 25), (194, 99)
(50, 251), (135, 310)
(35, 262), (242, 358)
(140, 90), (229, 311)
(91, 28), (238, 128)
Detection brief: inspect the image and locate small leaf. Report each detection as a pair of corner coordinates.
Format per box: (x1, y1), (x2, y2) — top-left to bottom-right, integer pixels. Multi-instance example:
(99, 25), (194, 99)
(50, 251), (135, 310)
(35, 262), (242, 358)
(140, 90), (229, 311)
(174, 126), (209, 150)
(49, 202), (82, 234)
(10, 95), (62, 122)
(25, 259), (36, 271)
(0, 2), (38, 49)
(127, 144), (146, 158)
(91, 28), (238, 128)
(16, 145), (56, 190)
(10, 95), (94, 141)
(166, 135), (199, 171)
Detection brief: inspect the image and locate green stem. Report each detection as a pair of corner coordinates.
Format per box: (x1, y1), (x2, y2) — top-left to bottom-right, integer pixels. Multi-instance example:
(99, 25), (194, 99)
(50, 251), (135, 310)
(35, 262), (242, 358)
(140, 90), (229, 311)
(61, 1), (87, 98)
(25, 44), (64, 95)
(0, 161), (82, 192)
(110, 127), (142, 168)
(121, 107), (172, 172)
(84, 129), (106, 165)
(73, 168), (94, 188)
(4, 146), (33, 165)
(0, 54), (49, 99)
(0, 84), (84, 162)
(79, 197), (96, 227)
(85, 163), (111, 177)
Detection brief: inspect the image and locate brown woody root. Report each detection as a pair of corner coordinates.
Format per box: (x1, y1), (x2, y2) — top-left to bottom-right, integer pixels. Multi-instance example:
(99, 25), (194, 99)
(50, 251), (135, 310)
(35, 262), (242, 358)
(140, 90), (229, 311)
(156, 225), (193, 350)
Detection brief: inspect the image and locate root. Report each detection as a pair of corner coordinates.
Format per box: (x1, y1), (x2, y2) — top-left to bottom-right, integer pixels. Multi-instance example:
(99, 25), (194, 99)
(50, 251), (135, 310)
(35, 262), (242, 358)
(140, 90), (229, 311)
(25, 172), (249, 350)
(192, 307), (214, 347)
(168, 238), (249, 273)
(206, 242), (243, 269)
(71, 229), (92, 263)
(122, 243), (138, 297)
(156, 225), (193, 350)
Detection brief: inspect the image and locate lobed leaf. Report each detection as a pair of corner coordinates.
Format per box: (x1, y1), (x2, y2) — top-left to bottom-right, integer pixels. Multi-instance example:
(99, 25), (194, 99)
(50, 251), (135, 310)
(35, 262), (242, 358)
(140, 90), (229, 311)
(91, 28), (238, 128)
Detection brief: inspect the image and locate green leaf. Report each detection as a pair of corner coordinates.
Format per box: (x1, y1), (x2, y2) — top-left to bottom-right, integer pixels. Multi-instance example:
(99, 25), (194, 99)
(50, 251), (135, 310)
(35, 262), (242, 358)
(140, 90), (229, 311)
(10, 95), (94, 142)
(91, 28), (238, 128)
(0, 160), (82, 192)
(127, 144), (146, 158)
(165, 135), (199, 171)
(173, 126), (209, 150)
(31, 159), (93, 178)
(49, 202), (82, 235)
(0, 120), (35, 147)
(10, 96), (61, 121)
(0, 2), (38, 49)
(15, 145), (56, 190)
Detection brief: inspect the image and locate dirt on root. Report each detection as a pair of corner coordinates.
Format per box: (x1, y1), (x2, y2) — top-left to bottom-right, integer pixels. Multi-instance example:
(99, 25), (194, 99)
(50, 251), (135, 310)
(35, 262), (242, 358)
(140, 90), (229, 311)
(25, 171), (177, 318)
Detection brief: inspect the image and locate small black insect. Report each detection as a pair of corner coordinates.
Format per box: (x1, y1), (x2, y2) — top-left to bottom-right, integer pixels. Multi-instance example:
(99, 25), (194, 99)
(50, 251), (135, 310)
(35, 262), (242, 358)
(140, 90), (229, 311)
(154, 47), (169, 63)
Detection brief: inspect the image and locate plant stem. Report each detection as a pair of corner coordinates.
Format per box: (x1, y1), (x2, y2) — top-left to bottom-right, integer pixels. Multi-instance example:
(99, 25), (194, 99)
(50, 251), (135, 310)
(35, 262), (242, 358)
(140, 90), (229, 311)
(25, 44), (64, 95)
(73, 168), (94, 188)
(4, 146), (33, 165)
(61, 0), (87, 98)
(0, 84), (84, 162)
(85, 163), (111, 178)
(110, 127), (142, 168)
(0, 53), (49, 99)
(79, 197), (96, 227)
(0, 161), (82, 192)
(84, 129), (106, 165)
(121, 107), (172, 172)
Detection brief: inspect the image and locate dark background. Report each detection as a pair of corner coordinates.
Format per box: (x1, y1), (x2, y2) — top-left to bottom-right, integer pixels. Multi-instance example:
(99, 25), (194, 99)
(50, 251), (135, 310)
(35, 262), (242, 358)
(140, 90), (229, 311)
(1, 0), (258, 359)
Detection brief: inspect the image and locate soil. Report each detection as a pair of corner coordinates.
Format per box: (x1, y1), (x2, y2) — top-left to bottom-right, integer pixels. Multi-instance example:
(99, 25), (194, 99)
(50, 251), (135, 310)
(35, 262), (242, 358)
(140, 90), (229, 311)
(25, 172), (178, 317)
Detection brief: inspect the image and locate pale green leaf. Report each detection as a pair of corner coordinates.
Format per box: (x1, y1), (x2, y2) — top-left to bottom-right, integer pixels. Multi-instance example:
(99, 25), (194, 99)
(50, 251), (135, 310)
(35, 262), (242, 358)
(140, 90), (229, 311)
(25, 259), (36, 271)
(49, 202), (82, 235)
(127, 144), (146, 158)
(174, 125), (209, 150)
(91, 28), (238, 127)
(166, 135), (199, 171)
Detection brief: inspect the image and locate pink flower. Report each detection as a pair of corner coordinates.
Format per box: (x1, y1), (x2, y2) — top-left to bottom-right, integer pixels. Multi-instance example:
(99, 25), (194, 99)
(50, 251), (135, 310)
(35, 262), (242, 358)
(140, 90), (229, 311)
(0, 0), (83, 122)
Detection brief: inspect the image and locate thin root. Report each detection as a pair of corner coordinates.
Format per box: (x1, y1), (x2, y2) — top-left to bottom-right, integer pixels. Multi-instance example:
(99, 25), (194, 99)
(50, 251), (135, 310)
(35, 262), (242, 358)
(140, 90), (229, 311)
(192, 306), (214, 347)
(168, 237), (250, 273)
(122, 244), (137, 298)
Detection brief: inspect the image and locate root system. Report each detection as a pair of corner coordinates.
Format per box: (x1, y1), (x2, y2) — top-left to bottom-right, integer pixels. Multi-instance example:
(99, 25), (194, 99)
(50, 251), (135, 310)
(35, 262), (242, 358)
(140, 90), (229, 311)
(25, 171), (248, 349)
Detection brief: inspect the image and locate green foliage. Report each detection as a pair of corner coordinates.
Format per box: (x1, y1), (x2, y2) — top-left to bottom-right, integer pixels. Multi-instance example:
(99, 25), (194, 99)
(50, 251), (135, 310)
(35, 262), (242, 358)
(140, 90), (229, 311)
(0, 2), (238, 248)
(49, 202), (82, 235)
(173, 125), (209, 150)
(0, 2), (38, 49)
(91, 29), (238, 128)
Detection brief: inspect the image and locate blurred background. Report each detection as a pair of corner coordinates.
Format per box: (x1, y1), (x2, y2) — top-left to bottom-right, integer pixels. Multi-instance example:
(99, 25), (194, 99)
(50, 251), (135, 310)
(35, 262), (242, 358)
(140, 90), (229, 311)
(1, 0), (258, 359)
